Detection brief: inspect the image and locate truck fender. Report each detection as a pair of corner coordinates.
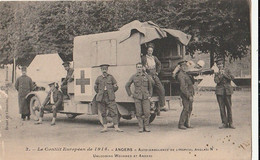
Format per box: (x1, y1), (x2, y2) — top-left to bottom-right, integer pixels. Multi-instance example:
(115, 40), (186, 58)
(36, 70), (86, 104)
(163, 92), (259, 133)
(116, 103), (134, 116)
(26, 91), (48, 106)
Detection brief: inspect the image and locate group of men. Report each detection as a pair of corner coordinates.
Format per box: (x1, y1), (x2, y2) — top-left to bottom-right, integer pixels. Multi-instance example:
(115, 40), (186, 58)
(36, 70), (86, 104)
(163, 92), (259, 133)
(15, 42), (235, 131)
(15, 62), (71, 125)
(175, 56), (235, 130)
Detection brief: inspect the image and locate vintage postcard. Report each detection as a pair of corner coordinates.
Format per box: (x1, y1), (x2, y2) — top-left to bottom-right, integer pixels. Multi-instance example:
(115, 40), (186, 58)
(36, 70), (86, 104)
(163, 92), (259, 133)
(0, 1), (257, 160)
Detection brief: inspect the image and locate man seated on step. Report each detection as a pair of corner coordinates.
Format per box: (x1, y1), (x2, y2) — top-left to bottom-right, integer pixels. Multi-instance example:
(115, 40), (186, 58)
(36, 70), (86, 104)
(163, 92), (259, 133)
(61, 61), (74, 99)
(35, 82), (63, 126)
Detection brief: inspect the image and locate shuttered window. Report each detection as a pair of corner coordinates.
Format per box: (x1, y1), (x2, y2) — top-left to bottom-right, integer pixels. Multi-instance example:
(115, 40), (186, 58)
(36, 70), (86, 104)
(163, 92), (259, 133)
(91, 39), (117, 66)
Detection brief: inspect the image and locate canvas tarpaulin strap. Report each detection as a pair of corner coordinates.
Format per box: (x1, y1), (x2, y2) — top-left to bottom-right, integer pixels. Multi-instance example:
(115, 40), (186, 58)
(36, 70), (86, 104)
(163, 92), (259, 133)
(163, 29), (191, 46)
(118, 20), (191, 45)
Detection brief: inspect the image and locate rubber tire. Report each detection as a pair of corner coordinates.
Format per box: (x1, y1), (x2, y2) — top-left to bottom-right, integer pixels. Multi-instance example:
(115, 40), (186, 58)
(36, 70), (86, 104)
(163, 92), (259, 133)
(29, 96), (41, 121)
(149, 113), (156, 123)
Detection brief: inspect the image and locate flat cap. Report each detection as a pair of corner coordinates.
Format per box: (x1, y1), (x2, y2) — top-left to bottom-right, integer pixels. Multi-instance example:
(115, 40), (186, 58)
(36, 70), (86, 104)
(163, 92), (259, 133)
(48, 82), (59, 88)
(48, 82), (55, 86)
(147, 42), (155, 49)
(99, 64), (110, 67)
(21, 66), (27, 71)
(62, 61), (70, 66)
(178, 60), (188, 65)
(197, 60), (205, 68)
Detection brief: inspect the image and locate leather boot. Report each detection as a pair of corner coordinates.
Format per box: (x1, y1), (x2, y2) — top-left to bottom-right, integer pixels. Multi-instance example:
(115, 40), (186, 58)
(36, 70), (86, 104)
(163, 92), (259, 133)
(114, 125), (123, 132)
(229, 123), (236, 129)
(34, 117), (42, 125)
(184, 117), (193, 128)
(51, 118), (56, 126)
(100, 124), (108, 133)
(138, 118), (144, 133)
(144, 118), (151, 132)
(219, 123), (228, 129)
(178, 125), (186, 130)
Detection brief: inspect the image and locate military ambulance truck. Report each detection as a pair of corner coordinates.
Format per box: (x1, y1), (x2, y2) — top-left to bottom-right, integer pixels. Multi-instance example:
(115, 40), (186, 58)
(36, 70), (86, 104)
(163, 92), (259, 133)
(26, 20), (193, 124)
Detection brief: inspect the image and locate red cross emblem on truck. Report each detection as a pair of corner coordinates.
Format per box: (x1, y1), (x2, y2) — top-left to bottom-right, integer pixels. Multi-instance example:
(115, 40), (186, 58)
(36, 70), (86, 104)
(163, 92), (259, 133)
(76, 70), (90, 93)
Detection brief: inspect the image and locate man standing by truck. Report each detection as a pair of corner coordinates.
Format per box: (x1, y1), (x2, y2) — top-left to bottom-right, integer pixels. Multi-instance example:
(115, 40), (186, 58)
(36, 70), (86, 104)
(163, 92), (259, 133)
(177, 60), (195, 130)
(141, 43), (166, 115)
(125, 62), (153, 133)
(214, 57), (235, 129)
(15, 66), (33, 121)
(94, 64), (123, 133)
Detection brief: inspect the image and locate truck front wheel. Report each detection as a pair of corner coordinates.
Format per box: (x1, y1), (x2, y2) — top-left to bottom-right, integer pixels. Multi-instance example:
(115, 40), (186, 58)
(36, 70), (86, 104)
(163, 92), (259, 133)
(29, 96), (41, 121)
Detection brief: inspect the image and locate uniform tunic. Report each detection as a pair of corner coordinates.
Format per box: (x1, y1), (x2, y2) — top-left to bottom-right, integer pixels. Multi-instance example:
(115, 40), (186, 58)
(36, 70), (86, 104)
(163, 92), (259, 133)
(94, 74), (119, 125)
(125, 72), (153, 127)
(177, 70), (195, 126)
(15, 75), (33, 115)
(214, 67), (234, 124)
(40, 89), (63, 118)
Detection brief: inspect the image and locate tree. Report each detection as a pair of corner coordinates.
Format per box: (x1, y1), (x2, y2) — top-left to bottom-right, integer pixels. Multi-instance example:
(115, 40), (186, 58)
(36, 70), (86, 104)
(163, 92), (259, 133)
(173, 0), (250, 62)
(0, 0), (250, 65)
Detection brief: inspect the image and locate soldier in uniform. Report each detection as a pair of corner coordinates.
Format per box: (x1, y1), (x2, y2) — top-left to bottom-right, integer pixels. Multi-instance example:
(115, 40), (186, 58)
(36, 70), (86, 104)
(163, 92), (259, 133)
(125, 62), (153, 132)
(214, 57), (235, 129)
(177, 60), (195, 130)
(35, 82), (63, 126)
(61, 61), (74, 99)
(141, 43), (166, 114)
(15, 66), (33, 121)
(94, 64), (123, 133)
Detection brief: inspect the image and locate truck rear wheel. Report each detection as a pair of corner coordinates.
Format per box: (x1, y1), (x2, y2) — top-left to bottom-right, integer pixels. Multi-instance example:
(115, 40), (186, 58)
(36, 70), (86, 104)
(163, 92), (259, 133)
(149, 113), (156, 123)
(29, 96), (41, 121)
(149, 101), (158, 123)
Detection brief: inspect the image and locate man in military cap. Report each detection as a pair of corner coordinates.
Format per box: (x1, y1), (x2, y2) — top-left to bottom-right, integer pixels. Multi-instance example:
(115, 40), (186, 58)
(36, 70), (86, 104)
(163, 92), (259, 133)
(94, 64), (123, 133)
(61, 61), (74, 99)
(15, 66), (33, 121)
(214, 57), (235, 129)
(176, 60), (195, 130)
(35, 82), (63, 126)
(141, 42), (166, 114)
(125, 62), (153, 133)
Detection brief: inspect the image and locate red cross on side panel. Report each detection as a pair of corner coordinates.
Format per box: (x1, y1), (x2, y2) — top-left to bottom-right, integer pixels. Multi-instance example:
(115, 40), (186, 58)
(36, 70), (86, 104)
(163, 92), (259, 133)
(76, 70), (90, 93)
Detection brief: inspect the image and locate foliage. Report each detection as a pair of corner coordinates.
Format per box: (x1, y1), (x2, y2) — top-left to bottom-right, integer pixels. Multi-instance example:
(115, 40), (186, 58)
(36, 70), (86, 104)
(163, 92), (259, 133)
(173, 0), (250, 61)
(0, 0), (250, 65)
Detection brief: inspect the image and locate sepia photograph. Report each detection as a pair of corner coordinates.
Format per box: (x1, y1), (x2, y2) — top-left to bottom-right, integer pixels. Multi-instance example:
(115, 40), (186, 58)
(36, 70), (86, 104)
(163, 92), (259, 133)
(0, 0), (257, 160)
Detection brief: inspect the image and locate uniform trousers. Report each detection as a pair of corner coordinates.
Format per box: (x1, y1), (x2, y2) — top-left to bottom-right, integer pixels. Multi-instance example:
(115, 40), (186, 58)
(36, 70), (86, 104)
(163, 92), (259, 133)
(216, 94), (233, 124)
(179, 94), (193, 126)
(134, 99), (150, 128)
(40, 104), (58, 118)
(97, 92), (119, 125)
(61, 84), (68, 95)
(150, 75), (165, 107)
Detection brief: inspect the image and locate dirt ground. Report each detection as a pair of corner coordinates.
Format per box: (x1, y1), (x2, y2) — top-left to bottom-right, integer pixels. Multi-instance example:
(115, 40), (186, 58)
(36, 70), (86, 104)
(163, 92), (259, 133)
(0, 87), (251, 160)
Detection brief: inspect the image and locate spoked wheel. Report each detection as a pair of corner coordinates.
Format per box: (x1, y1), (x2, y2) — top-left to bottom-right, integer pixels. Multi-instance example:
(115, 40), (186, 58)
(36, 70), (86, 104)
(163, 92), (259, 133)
(149, 101), (158, 124)
(29, 96), (41, 121)
(149, 113), (156, 123)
